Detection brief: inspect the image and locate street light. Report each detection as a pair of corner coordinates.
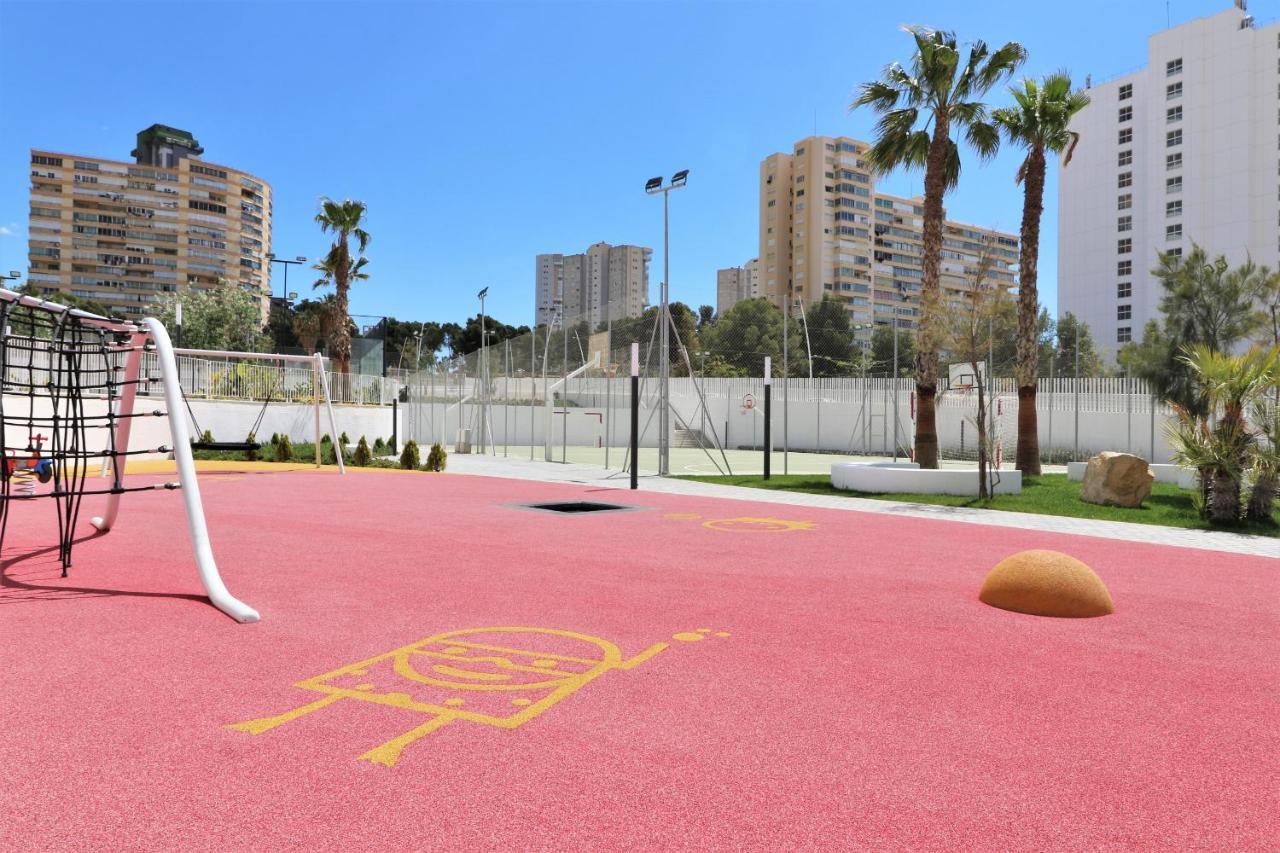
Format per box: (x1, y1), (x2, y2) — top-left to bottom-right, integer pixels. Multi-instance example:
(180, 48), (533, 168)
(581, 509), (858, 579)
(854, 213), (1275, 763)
(266, 253), (307, 301)
(477, 286), (490, 453)
(645, 169), (689, 476)
(1, 270), (21, 286)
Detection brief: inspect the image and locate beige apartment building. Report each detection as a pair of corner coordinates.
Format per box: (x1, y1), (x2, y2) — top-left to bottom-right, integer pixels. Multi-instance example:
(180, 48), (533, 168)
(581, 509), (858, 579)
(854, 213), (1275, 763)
(26, 124), (272, 319)
(535, 241), (651, 329)
(715, 257), (760, 316)
(760, 135), (1018, 344)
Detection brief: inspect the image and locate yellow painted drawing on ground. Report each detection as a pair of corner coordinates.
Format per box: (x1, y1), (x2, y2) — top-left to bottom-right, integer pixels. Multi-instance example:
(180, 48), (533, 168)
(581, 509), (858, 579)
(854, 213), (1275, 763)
(227, 626), (726, 768)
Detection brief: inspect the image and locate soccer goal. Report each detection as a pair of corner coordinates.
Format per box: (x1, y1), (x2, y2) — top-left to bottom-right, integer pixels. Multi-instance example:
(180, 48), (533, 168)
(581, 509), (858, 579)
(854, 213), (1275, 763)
(1, 287), (258, 622)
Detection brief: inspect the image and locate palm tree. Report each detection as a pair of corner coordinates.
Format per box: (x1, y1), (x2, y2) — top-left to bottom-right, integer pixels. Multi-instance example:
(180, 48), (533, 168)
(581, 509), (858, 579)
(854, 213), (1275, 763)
(993, 73), (1090, 476)
(1170, 345), (1278, 523)
(852, 27), (1025, 467)
(313, 198), (371, 375)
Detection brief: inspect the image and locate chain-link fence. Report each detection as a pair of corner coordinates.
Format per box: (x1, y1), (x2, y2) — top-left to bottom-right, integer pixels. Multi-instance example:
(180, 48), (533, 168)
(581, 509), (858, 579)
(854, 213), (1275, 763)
(399, 300), (1180, 475)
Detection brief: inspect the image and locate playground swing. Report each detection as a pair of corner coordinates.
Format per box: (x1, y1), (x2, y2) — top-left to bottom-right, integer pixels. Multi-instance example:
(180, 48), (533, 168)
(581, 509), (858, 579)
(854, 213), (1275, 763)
(180, 370), (279, 453)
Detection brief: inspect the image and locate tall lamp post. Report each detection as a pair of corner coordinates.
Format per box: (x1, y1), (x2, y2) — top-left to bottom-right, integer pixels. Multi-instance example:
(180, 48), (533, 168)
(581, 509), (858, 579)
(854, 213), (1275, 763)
(645, 169), (689, 476)
(266, 253), (307, 301)
(0, 270), (21, 286)
(477, 286), (490, 454)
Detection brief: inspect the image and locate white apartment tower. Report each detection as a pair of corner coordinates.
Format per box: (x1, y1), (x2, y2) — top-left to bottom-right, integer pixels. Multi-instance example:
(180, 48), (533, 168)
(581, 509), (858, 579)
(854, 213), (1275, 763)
(535, 242), (651, 328)
(1058, 3), (1280, 359)
(716, 258), (760, 315)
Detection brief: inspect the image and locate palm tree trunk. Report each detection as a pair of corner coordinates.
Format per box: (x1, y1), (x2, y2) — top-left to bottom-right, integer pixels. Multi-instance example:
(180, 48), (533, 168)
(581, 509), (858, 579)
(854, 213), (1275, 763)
(914, 117), (950, 469)
(1209, 468), (1241, 524)
(1246, 472), (1276, 521)
(1015, 147), (1046, 475)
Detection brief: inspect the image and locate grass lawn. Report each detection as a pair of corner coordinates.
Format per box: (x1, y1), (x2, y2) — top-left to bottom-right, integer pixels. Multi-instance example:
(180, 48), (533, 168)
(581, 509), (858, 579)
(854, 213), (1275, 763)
(674, 473), (1280, 538)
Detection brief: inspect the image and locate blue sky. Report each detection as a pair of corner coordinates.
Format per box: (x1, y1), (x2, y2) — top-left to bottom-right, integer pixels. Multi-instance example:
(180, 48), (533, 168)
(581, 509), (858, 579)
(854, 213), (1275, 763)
(1, 0), (1274, 327)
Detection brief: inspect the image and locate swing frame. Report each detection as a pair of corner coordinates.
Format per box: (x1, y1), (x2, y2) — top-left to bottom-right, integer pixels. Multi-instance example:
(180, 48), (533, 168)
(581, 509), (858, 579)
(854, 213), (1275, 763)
(170, 348), (346, 473)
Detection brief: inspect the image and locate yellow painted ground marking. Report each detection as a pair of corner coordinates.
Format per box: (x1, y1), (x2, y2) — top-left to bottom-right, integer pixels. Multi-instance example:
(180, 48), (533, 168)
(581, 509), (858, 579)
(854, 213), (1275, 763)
(227, 626), (727, 768)
(716, 632), (731, 638)
(702, 516), (817, 533)
(663, 512), (702, 521)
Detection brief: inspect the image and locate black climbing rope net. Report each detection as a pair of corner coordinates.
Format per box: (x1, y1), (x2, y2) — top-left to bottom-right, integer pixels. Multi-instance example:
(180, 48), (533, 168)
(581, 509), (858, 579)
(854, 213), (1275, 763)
(1, 293), (174, 577)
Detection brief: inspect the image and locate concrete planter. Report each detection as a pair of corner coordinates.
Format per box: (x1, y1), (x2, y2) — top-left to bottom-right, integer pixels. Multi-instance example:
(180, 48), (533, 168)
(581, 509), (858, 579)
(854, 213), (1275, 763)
(831, 463), (1021, 496)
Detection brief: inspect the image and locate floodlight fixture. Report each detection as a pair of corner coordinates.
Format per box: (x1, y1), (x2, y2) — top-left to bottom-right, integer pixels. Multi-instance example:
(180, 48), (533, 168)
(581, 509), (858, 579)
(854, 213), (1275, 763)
(644, 176), (663, 193)
(671, 169), (689, 187)
(477, 286), (489, 300)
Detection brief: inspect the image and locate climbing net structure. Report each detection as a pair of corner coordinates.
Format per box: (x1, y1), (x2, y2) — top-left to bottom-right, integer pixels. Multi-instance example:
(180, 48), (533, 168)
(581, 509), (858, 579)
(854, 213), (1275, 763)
(0, 288), (258, 622)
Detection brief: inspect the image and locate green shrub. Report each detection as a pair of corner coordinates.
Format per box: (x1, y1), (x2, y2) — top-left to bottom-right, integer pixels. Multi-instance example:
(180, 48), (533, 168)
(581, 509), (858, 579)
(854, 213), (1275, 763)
(386, 436), (396, 453)
(399, 439), (420, 469)
(199, 429), (214, 445)
(270, 432), (280, 445)
(424, 443), (448, 472)
(373, 436), (386, 453)
(353, 436), (372, 467)
(275, 434), (294, 462)
(339, 431), (350, 447)
(321, 433), (331, 444)
(245, 432), (259, 462)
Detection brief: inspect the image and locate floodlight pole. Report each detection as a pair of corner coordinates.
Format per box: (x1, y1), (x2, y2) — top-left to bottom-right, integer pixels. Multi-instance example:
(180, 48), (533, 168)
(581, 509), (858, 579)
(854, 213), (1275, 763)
(646, 170), (688, 476)
(763, 356), (772, 480)
(266, 253), (307, 301)
(478, 287), (489, 454)
(630, 342), (639, 489)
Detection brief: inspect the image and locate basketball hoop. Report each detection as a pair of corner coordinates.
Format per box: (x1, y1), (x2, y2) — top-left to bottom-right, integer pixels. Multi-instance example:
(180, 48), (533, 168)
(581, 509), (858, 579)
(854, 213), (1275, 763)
(741, 393), (756, 415)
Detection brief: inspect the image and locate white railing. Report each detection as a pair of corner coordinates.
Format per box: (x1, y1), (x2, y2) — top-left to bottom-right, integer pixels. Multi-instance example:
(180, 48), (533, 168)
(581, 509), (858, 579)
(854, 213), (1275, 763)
(2, 345), (402, 406)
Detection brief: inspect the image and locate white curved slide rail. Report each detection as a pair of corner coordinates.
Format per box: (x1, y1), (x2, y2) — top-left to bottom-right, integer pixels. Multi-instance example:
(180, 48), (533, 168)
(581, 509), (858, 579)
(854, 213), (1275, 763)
(92, 319), (259, 622)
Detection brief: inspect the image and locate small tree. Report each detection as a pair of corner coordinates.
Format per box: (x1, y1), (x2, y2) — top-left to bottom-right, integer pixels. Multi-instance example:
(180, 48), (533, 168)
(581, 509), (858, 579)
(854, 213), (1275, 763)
(199, 429), (215, 445)
(399, 439), (420, 469)
(275, 434), (294, 462)
(424, 442), (448, 472)
(245, 432), (259, 462)
(934, 243), (1003, 499)
(373, 436), (385, 453)
(353, 436), (372, 467)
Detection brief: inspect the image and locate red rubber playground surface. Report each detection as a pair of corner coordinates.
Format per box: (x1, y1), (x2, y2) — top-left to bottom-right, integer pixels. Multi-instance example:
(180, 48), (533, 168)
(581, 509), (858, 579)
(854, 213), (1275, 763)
(1, 467), (1277, 849)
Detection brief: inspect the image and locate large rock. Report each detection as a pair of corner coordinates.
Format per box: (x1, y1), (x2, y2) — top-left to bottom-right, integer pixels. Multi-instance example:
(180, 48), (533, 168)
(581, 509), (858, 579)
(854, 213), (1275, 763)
(1080, 451), (1153, 508)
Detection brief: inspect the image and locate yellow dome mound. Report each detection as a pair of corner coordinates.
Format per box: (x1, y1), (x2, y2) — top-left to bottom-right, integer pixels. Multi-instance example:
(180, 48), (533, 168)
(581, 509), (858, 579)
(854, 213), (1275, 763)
(979, 550), (1114, 618)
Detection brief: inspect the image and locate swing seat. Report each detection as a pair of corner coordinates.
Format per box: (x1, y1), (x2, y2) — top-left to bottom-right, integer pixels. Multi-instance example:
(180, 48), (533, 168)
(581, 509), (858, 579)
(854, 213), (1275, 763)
(190, 440), (261, 452)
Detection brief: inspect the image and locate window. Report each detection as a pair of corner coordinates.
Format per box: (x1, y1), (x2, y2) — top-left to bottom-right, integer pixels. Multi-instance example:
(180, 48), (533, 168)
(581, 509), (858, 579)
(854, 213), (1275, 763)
(1118, 171), (1133, 188)
(1167, 224), (1182, 240)
(1118, 149), (1133, 166)
(1117, 326), (1133, 343)
(1118, 305), (1132, 321)
(1119, 83), (1133, 100)
(1167, 130), (1182, 147)
(1167, 247), (1183, 258)
(1167, 82), (1182, 100)
(1119, 105), (1133, 122)
(32, 155), (63, 167)
(1118, 260), (1132, 276)
(1167, 176), (1183, 193)
(1118, 215), (1132, 232)
(1167, 106), (1183, 124)
(1118, 128), (1133, 146)
(1118, 238), (1132, 254)
(1166, 58), (1182, 76)
(1167, 200), (1182, 217)
(1118, 281), (1132, 299)
(1167, 152), (1183, 169)
(1118, 194), (1133, 210)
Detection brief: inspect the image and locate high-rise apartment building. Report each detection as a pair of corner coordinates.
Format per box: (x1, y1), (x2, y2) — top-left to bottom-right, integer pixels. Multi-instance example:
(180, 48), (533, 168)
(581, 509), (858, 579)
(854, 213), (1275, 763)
(534, 241), (651, 328)
(716, 258), (760, 315)
(760, 135), (1018, 345)
(1059, 4), (1279, 359)
(26, 124), (272, 319)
